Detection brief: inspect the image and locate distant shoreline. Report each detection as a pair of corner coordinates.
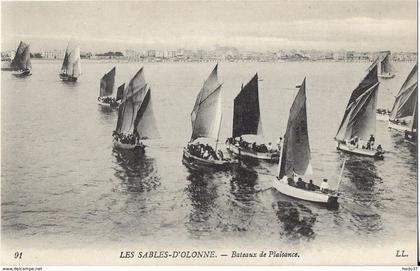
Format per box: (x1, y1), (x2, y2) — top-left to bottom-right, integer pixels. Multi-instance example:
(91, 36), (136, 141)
(20, 58), (417, 64)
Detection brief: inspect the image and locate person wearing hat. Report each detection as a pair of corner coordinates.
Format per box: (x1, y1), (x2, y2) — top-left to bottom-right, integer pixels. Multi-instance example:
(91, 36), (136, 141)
(320, 178), (330, 193)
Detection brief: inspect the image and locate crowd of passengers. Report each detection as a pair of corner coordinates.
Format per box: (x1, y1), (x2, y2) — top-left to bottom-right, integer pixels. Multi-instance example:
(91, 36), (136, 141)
(225, 136), (281, 153)
(187, 142), (224, 160)
(376, 108), (390, 115)
(112, 131), (140, 145)
(389, 118), (408, 125)
(286, 175), (332, 194)
(99, 96), (119, 106)
(346, 135), (383, 152)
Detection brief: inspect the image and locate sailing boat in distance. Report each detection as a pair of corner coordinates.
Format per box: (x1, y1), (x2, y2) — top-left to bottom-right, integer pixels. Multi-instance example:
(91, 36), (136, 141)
(182, 64), (237, 170)
(97, 67), (122, 108)
(378, 51), (395, 79)
(272, 78), (339, 209)
(113, 67), (159, 152)
(388, 64), (418, 134)
(335, 63), (384, 159)
(226, 73), (280, 162)
(59, 41), (82, 82)
(9, 41), (32, 77)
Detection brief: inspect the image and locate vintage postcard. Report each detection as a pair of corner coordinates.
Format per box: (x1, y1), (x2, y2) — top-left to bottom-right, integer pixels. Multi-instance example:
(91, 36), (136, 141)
(1, 0), (418, 267)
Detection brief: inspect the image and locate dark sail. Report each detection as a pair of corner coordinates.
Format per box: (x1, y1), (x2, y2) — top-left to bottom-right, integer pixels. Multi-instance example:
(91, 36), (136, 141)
(99, 67), (116, 97)
(116, 83), (125, 101)
(134, 88), (160, 139)
(380, 52), (394, 74)
(335, 65), (379, 141)
(232, 73), (262, 138)
(278, 78), (312, 179)
(11, 41), (31, 71)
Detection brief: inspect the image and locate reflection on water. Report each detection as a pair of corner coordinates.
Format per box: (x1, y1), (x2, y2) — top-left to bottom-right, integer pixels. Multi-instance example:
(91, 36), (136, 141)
(112, 148), (160, 193)
(338, 156), (383, 233)
(345, 157), (380, 192)
(185, 171), (218, 237)
(230, 167), (258, 203)
(274, 201), (317, 241)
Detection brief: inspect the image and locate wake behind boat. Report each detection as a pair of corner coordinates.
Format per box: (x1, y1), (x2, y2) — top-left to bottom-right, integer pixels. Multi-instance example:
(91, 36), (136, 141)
(335, 63), (384, 159)
(97, 67), (124, 108)
(226, 73), (280, 162)
(113, 67), (159, 152)
(182, 64), (237, 170)
(388, 64), (418, 133)
(8, 41), (32, 77)
(272, 78), (339, 209)
(59, 41), (82, 82)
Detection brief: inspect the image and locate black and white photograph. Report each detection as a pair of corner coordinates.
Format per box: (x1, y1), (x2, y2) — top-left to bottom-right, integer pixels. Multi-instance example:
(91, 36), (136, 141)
(0, 0), (418, 267)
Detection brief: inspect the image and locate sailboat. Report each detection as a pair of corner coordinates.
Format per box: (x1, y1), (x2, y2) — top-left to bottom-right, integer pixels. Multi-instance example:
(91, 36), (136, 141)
(97, 67), (121, 108)
(226, 73), (280, 162)
(378, 51), (395, 79)
(182, 64), (236, 170)
(113, 67), (159, 151)
(388, 64), (418, 133)
(9, 41), (32, 77)
(59, 41), (82, 82)
(335, 64), (384, 159)
(272, 78), (339, 209)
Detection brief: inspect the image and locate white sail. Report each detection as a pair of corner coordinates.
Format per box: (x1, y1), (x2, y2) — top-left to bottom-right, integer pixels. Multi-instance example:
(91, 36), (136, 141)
(117, 68), (148, 134)
(71, 46), (82, 77)
(335, 65), (379, 142)
(61, 42), (82, 78)
(190, 64), (223, 141)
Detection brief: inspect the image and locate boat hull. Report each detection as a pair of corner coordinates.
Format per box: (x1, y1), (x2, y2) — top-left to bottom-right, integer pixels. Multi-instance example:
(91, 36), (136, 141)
(12, 70), (32, 77)
(404, 131), (417, 145)
(113, 140), (145, 151)
(182, 148), (236, 171)
(388, 120), (410, 132)
(59, 74), (78, 82)
(227, 143), (279, 162)
(98, 98), (120, 108)
(337, 143), (384, 159)
(378, 73), (395, 79)
(272, 177), (338, 209)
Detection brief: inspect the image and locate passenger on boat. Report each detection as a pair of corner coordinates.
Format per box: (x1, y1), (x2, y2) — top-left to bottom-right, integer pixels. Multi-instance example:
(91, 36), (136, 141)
(296, 178), (306, 189)
(320, 179), (330, 193)
(376, 144), (383, 152)
(307, 180), (317, 191)
(276, 137), (283, 151)
(267, 143), (272, 152)
(287, 177), (295, 186)
(369, 134), (375, 146)
(366, 141), (371, 150)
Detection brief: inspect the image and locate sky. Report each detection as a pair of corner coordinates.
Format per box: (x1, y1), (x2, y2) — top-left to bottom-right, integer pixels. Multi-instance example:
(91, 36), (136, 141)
(1, 0), (417, 52)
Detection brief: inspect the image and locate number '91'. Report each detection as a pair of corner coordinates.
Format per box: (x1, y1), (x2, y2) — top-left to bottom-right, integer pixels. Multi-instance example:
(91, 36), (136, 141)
(14, 251), (22, 259)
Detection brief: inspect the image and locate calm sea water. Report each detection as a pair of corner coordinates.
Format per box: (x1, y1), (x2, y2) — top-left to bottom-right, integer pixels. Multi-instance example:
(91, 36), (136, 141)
(1, 60), (417, 251)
